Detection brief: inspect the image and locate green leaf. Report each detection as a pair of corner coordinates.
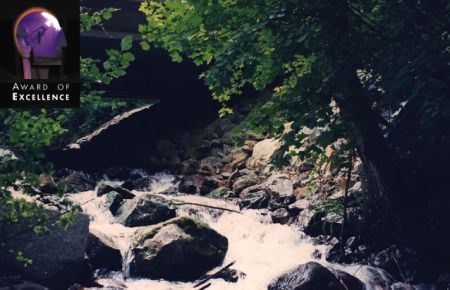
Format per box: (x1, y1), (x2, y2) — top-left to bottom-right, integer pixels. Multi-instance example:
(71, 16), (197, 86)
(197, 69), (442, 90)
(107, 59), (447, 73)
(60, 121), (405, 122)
(106, 49), (118, 57)
(103, 61), (112, 70)
(121, 35), (133, 51)
(120, 59), (130, 67)
(170, 51), (183, 62)
(140, 41), (150, 51)
(122, 52), (135, 61)
(103, 10), (113, 20)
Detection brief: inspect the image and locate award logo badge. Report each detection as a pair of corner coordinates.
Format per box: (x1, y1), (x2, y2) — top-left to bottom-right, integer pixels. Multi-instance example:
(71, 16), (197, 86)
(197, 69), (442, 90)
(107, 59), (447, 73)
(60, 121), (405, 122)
(15, 8), (67, 80)
(0, 1), (80, 108)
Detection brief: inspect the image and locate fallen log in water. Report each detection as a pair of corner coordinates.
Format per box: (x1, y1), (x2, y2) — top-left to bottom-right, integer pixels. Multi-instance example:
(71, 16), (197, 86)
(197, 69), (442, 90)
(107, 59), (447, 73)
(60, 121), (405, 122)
(194, 261), (236, 288)
(171, 201), (242, 214)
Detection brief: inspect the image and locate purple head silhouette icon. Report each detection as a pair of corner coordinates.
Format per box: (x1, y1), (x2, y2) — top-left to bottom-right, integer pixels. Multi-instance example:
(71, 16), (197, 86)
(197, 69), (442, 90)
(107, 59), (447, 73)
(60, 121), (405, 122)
(15, 8), (67, 79)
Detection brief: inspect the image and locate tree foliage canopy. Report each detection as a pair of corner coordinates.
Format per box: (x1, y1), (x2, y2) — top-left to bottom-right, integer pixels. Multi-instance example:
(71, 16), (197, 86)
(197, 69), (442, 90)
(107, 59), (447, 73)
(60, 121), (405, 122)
(139, 0), (449, 161)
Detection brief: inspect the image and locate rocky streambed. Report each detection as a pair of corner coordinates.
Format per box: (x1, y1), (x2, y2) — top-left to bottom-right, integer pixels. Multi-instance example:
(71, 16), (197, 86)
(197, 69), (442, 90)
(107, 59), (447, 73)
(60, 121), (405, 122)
(62, 173), (398, 290)
(1, 105), (445, 289)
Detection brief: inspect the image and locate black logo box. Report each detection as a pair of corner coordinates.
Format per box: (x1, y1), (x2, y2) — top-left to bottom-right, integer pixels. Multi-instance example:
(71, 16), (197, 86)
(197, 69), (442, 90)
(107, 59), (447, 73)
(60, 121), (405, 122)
(0, 0), (80, 108)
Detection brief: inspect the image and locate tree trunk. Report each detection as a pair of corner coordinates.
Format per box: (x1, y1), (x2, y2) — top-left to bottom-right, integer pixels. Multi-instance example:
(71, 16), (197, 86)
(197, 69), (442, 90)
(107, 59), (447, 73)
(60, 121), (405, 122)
(318, 0), (405, 241)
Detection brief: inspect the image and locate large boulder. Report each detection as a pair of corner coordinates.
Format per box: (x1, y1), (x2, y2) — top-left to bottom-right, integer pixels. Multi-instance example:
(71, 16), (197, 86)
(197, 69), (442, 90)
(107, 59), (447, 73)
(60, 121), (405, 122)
(86, 233), (122, 271)
(122, 176), (153, 191)
(265, 173), (296, 208)
(116, 194), (176, 227)
(266, 173), (294, 198)
(129, 217), (228, 281)
(105, 191), (125, 215)
(246, 138), (279, 173)
(268, 262), (346, 290)
(295, 208), (325, 236)
(64, 170), (96, 193)
(228, 168), (253, 187)
(98, 183), (136, 215)
(223, 151), (249, 172)
(232, 176), (258, 194)
(323, 236), (345, 263)
(288, 199), (311, 216)
(239, 188), (270, 209)
(271, 208), (291, 224)
(320, 212), (344, 237)
(0, 211), (89, 289)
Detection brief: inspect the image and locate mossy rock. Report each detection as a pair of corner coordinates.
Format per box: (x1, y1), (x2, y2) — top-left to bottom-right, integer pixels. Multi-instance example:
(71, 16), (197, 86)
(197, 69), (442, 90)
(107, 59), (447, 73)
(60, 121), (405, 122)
(116, 194), (176, 227)
(130, 217), (228, 281)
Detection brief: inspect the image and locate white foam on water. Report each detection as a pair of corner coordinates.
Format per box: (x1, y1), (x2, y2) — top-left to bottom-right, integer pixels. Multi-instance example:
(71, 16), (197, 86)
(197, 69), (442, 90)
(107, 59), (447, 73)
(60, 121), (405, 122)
(201, 210), (321, 290)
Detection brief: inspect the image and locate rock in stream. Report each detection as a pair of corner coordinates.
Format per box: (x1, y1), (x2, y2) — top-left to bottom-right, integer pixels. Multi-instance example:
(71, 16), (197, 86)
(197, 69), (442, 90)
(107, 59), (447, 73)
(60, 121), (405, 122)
(128, 217), (228, 281)
(116, 194), (176, 227)
(268, 262), (346, 290)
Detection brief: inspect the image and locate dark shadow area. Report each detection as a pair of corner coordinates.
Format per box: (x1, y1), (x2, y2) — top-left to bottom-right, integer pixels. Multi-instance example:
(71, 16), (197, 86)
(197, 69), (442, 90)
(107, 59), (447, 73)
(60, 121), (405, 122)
(48, 0), (222, 170)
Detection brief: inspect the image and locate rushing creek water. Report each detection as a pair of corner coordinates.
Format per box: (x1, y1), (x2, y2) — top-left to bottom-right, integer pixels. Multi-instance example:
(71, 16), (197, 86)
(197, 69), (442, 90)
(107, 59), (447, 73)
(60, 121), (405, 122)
(68, 172), (395, 290)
